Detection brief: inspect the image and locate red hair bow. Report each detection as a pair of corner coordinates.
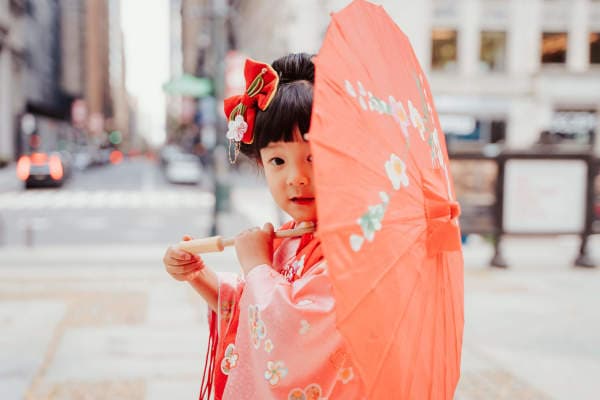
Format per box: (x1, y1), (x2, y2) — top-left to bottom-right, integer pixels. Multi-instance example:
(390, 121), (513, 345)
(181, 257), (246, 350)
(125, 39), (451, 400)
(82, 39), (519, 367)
(223, 59), (279, 145)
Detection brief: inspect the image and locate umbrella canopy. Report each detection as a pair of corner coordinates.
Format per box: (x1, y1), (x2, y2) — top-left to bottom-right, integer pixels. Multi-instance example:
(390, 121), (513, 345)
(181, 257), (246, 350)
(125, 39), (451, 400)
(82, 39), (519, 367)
(163, 74), (212, 97)
(310, 1), (464, 398)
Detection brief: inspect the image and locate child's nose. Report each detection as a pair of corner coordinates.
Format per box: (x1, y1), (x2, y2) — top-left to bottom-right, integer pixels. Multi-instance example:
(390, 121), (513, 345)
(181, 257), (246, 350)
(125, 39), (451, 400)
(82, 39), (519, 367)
(287, 168), (309, 186)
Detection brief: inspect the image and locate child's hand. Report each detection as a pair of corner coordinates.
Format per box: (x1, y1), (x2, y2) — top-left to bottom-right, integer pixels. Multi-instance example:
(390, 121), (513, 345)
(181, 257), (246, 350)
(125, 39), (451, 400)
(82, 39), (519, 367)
(235, 223), (274, 275)
(163, 235), (205, 281)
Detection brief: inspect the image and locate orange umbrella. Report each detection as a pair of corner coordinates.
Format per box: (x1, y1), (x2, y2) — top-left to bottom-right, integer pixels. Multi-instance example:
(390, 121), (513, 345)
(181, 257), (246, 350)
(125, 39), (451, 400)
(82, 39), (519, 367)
(310, 1), (464, 398)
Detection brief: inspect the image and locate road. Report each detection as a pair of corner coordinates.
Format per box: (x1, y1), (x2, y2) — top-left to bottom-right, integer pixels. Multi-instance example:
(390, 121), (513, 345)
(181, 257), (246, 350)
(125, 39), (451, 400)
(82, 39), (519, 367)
(0, 159), (215, 247)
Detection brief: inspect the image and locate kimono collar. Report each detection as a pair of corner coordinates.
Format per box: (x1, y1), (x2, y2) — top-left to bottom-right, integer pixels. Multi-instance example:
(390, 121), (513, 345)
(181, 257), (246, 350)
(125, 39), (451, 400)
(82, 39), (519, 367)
(274, 221), (323, 274)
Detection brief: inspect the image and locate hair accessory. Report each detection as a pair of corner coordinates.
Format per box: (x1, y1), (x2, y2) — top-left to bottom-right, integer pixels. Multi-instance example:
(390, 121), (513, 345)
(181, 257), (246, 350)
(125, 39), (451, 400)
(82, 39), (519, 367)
(223, 58), (279, 162)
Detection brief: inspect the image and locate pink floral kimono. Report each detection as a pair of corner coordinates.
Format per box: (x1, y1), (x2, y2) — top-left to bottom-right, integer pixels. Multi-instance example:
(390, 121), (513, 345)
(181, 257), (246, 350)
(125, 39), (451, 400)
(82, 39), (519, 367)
(201, 222), (366, 400)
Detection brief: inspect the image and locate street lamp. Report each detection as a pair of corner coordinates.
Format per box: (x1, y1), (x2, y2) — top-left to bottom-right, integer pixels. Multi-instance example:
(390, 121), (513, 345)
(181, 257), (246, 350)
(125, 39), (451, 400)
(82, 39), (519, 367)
(208, 0), (231, 236)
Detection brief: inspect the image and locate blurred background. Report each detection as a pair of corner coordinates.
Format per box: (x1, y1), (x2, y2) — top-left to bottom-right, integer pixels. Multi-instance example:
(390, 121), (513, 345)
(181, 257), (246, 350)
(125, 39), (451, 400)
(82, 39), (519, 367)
(0, 0), (599, 399)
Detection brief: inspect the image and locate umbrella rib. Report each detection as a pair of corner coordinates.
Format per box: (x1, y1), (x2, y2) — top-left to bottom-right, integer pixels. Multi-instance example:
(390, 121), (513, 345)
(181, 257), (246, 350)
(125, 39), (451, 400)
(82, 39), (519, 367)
(311, 136), (394, 179)
(437, 253), (447, 400)
(313, 127), (445, 212)
(317, 215), (424, 236)
(447, 253), (463, 392)
(407, 252), (441, 399)
(338, 225), (427, 394)
(443, 255), (451, 399)
(364, 227), (429, 397)
(337, 224), (428, 326)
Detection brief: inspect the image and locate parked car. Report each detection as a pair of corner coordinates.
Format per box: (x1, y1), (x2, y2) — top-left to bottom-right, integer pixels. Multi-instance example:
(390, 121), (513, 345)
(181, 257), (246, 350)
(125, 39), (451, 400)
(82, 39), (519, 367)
(160, 144), (184, 167)
(164, 153), (203, 184)
(91, 148), (112, 166)
(16, 151), (70, 188)
(73, 147), (95, 170)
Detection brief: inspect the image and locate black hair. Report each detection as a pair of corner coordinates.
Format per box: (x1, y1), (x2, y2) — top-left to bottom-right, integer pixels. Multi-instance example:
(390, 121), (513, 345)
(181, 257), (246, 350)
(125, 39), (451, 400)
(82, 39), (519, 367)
(239, 53), (314, 161)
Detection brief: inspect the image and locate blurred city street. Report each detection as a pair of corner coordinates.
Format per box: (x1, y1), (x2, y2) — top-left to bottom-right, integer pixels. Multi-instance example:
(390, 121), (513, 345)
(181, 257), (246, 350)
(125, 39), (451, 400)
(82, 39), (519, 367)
(0, 158), (213, 247)
(2, 0), (600, 399)
(0, 159), (599, 399)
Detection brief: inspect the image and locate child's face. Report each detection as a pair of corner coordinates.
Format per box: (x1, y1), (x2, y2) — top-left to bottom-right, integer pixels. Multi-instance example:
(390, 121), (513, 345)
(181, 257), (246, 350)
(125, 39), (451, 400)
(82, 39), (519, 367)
(259, 127), (316, 223)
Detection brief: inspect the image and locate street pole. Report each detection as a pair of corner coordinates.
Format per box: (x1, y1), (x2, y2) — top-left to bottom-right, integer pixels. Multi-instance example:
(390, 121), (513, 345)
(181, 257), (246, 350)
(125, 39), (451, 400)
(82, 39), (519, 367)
(209, 0), (230, 236)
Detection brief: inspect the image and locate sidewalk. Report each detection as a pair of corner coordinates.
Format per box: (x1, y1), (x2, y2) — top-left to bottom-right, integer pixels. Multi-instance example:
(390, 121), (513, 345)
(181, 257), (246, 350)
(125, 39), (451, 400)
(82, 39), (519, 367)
(0, 250), (237, 400)
(3, 239), (599, 399)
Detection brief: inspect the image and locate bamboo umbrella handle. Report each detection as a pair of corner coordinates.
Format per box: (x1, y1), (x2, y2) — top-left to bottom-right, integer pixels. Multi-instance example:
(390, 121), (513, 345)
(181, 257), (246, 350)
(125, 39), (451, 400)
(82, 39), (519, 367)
(176, 223), (316, 254)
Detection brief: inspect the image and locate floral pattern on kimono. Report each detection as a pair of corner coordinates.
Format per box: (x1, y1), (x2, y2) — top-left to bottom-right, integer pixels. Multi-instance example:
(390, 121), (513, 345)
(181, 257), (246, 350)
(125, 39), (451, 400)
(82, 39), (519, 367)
(211, 232), (367, 400)
(220, 344), (239, 375)
(208, 272), (245, 398)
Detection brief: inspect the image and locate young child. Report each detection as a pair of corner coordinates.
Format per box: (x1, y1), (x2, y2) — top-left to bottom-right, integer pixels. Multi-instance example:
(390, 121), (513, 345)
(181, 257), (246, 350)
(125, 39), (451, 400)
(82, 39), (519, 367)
(163, 53), (365, 400)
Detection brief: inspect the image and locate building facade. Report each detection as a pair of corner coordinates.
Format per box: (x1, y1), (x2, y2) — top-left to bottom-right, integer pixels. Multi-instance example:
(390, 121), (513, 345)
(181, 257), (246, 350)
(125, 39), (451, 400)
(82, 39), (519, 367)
(425, 0), (600, 152)
(22, 0), (73, 154)
(108, 0), (129, 149)
(85, 0), (112, 132)
(3, 0), (122, 159)
(0, 0), (26, 162)
(229, 0), (600, 153)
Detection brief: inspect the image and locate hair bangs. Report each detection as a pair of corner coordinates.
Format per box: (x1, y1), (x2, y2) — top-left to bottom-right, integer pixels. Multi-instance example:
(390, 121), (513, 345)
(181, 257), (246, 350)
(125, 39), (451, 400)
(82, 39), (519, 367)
(254, 81), (312, 149)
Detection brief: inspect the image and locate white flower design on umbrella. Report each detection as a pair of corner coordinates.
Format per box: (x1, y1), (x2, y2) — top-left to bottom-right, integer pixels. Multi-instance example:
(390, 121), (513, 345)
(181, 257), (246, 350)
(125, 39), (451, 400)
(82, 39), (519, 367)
(351, 192), (390, 251)
(356, 80), (367, 97)
(429, 128), (445, 168)
(226, 114), (248, 142)
(357, 203), (386, 242)
(350, 234), (365, 252)
(408, 100), (426, 140)
(344, 80), (356, 97)
(356, 80), (368, 110)
(385, 153), (409, 190)
(389, 96), (410, 139)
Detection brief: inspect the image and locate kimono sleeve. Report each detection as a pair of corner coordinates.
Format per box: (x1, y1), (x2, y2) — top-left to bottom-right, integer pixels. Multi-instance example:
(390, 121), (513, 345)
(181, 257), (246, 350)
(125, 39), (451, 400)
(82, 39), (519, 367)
(213, 272), (244, 340)
(209, 272), (245, 399)
(222, 262), (364, 399)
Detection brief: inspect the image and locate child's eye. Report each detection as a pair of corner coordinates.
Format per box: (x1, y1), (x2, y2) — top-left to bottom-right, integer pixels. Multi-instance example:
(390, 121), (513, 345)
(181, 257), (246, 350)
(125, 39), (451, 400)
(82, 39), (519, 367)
(269, 157), (284, 166)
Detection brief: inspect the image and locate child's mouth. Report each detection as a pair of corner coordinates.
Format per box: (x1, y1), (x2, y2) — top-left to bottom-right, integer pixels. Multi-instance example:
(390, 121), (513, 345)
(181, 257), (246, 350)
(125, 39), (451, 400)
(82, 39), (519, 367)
(290, 197), (315, 206)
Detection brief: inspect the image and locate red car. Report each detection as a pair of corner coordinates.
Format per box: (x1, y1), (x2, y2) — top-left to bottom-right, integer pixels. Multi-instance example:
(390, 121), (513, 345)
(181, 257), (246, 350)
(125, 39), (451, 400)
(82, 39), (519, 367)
(16, 152), (69, 188)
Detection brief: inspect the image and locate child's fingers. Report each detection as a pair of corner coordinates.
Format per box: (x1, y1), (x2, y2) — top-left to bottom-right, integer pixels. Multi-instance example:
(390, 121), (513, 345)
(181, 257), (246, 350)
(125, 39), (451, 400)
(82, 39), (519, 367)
(172, 247), (196, 261)
(166, 261), (205, 276)
(163, 246), (197, 267)
(168, 257), (197, 266)
(262, 222), (274, 236)
(181, 235), (194, 241)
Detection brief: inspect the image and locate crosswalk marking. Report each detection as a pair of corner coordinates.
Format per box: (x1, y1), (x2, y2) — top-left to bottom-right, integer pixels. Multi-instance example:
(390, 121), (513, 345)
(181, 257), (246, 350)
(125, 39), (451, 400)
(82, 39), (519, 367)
(0, 190), (215, 210)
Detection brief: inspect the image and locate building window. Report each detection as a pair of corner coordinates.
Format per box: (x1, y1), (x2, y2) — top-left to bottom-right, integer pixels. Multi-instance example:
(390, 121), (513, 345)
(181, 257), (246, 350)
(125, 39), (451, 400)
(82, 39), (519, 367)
(480, 31), (506, 72)
(538, 109), (596, 146)
(591, 32), (600, 64)
(541, 32), (568, 64)
(432, 29), (458, 71)
(442, 116), (506, 144)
